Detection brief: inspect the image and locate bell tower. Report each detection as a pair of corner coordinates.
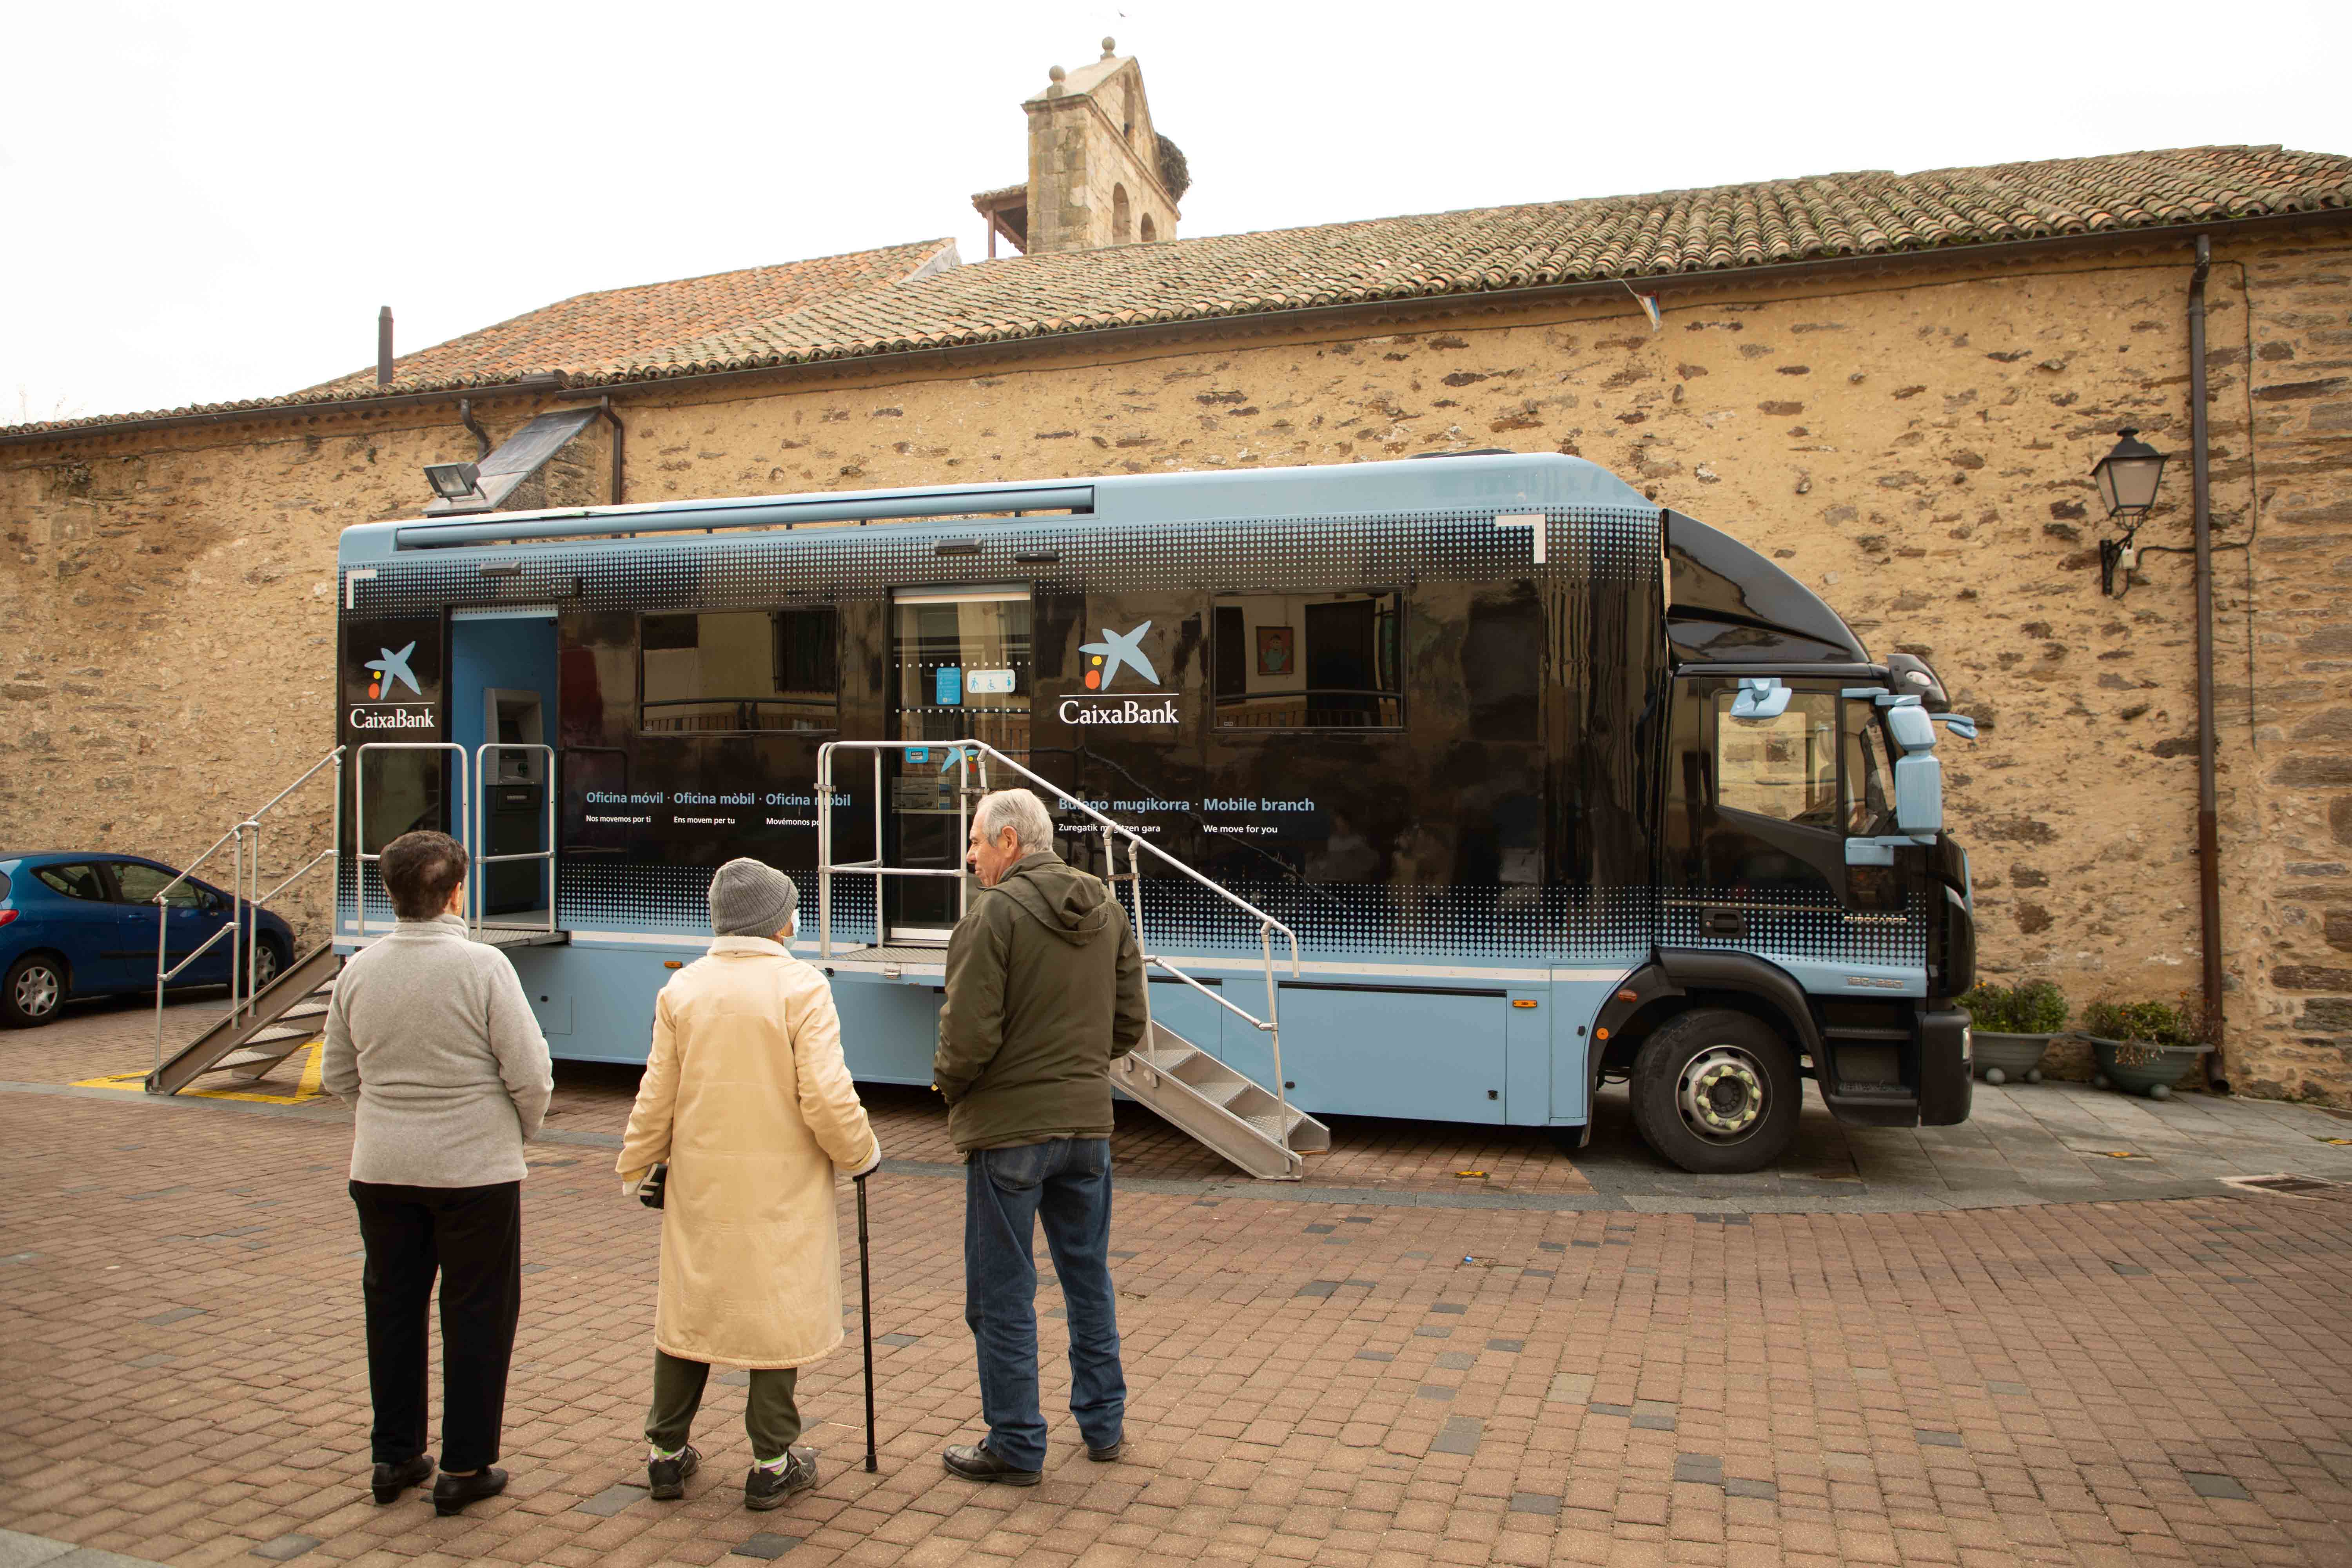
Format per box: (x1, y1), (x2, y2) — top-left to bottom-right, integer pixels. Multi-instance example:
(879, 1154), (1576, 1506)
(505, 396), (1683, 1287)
(972, 38), (1188, 257)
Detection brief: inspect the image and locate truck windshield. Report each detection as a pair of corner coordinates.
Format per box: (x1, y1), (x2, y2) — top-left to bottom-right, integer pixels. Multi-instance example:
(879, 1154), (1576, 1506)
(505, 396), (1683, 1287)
(1713, 690), (1840, 829)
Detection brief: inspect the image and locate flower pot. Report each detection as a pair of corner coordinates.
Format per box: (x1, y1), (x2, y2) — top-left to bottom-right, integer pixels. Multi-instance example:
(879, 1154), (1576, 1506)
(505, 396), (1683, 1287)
(2081, 1036), (2213, 1099)
(1972, 1032), (2052, 1086)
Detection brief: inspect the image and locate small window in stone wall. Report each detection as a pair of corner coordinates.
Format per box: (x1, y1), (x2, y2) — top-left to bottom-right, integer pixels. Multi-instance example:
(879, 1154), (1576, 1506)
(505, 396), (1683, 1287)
(1140, 212), (1157, 243)
(1112, 184), (1132, 244)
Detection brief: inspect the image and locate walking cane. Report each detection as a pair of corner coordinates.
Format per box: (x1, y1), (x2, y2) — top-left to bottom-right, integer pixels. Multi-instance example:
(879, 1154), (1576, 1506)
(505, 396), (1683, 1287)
(855, 1171), (877, 1473)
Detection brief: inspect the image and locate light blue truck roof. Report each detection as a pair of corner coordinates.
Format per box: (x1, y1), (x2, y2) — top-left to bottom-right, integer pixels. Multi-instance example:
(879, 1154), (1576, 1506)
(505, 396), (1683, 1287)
(335, 452), (1653, 564)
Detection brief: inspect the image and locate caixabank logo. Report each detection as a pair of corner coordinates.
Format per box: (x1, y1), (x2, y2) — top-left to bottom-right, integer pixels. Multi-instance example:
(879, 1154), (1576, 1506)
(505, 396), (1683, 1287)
(349, 640), (437, 730)
(1061, 621), (1177, 726)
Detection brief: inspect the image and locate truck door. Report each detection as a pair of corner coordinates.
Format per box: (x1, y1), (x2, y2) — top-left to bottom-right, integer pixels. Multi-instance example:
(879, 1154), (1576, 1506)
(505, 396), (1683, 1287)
(1659, 675), (1919, 972)
(1659, 674), (1929, 1096)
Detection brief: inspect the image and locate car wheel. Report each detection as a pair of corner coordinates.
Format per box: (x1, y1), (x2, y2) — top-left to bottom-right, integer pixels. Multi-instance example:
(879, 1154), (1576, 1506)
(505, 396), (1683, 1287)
(3, 954), (68, 1029)
(1628, 1008), (1801, 1174)
(242, 937), (287, 996)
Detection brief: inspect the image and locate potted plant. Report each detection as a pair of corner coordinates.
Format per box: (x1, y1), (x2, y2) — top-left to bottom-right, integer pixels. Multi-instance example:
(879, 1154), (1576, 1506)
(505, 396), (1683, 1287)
(1959, 979), (2067, 1085)
(2076, 999), (2212, 1100)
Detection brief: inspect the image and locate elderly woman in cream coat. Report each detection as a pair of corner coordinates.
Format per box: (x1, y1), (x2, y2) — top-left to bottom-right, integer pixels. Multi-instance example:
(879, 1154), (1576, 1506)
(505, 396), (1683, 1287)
(617, 858), (880, 1511)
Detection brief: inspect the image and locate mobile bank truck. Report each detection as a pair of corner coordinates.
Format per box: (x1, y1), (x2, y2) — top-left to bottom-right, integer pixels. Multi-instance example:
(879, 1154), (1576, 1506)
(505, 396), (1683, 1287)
(149, 452), (1977, 1178)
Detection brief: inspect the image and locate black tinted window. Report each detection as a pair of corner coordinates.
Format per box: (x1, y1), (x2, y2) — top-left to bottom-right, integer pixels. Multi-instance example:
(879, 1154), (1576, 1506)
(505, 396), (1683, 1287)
(1212, 591), (1402, 729)
(35, 863), (107, 901)
(641, 610), (838, 733)
(113, 862), (202, 907)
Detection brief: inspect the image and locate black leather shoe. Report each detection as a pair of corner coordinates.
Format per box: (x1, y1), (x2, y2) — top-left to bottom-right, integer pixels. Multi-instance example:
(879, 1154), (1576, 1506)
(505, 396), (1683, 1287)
(1086, 1439), (1123, 1463)
(942, 1441), (1040, 1486)
(370, 1454), (434, 1504)
(431, 1466), (508, 1516)
(647, 1445), (699, 1500)
(744, 1448), (818, 1510)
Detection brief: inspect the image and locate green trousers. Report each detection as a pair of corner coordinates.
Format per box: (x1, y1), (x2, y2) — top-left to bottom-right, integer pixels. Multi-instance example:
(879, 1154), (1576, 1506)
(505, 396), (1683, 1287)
(646, 1348), (800, 1461)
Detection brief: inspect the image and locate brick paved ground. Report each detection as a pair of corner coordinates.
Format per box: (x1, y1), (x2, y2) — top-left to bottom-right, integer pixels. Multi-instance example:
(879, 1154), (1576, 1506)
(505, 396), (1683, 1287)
(26, 992), (2352, 1211)
(4, 1002), (2352, 1566)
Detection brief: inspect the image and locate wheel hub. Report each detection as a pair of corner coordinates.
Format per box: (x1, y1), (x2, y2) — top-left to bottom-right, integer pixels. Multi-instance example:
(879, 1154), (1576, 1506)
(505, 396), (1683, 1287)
(1679, 1045), (1767, 1143)
(14, 965), (60, 1018)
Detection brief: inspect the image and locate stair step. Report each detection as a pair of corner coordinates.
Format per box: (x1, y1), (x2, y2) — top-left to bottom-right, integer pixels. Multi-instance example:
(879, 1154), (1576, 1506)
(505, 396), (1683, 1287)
(1111, 1022), (1331, 1181)
(207, 1046), (302, 1071)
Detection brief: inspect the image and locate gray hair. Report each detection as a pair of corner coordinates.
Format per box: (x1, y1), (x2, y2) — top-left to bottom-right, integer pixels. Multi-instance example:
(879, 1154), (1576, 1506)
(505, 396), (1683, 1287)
(975, 787), (1054, 852)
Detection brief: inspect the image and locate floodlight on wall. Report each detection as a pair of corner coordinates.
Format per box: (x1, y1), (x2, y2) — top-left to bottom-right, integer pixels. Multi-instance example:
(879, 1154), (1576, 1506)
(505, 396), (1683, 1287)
(425, 461), (484, 502)
(2090, 428), (2168, 598)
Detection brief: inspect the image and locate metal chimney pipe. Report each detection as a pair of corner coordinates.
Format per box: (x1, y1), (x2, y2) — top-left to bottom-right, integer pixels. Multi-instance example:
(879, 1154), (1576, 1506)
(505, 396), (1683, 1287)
(377, 307), (394, 387)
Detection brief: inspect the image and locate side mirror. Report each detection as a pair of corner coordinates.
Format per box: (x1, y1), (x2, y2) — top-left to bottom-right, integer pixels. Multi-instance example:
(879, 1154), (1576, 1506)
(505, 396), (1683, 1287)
(1728, 678), (1792, 721)
(1893, 752), (1943, 835)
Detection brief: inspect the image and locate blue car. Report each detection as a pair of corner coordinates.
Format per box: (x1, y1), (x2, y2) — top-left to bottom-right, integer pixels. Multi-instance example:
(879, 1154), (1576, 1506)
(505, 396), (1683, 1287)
(0, 852), (296, 1028)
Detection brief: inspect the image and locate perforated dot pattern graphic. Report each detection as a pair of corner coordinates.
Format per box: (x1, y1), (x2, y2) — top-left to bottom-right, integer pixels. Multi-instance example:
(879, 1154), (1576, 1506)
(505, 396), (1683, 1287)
(1660, 891), (1926, 966)
(1113, 880), (1653, 964)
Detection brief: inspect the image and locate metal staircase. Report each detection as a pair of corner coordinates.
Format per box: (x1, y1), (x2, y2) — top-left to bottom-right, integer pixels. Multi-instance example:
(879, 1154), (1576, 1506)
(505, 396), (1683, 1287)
(147, 741), (564, 1096)
(1115, 1022), (1330, 1179)
(149, 940), (340, 1094)
(816, 739), (1330, 1180)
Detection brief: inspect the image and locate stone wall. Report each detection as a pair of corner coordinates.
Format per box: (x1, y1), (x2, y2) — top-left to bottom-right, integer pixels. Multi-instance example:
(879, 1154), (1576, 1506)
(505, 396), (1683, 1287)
(5, 234), (2347, 1098)
(2236, 237), (2352, 1100)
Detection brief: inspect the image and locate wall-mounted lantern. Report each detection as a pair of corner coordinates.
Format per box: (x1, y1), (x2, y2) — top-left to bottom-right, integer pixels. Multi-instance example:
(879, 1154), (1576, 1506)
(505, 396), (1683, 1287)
(2091, 428), (2168, 597)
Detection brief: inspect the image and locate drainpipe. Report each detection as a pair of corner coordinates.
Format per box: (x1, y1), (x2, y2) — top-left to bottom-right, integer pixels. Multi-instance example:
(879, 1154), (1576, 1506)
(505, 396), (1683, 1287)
(595, 397), (625, 505)
(376, 307), (394, 387)
(457, 399), (492, 460)
(2189, 234), (2228, 1093)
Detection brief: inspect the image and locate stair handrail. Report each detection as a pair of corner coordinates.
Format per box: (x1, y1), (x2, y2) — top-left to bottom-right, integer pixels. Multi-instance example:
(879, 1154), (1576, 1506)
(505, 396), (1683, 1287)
(152, 746), (345, 1073)
(353, 742), (474, 939)
(815, 738), (1303, 1163)
(472, 743), (559, 938)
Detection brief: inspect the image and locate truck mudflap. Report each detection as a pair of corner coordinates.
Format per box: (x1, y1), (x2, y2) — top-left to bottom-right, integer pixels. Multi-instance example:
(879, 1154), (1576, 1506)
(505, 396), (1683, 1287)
(1918, 1007), (1974, 1125)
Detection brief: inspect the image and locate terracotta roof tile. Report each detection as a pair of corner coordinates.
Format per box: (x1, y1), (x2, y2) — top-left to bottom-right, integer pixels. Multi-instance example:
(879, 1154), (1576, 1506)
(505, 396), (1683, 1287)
(301, 238), (957, 395)
(13, 145), (2347, 437)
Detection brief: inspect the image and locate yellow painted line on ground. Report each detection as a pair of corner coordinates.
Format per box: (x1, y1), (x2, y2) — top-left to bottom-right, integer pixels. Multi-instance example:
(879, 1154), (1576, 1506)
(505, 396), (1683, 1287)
(73, 1041), (329, 1105)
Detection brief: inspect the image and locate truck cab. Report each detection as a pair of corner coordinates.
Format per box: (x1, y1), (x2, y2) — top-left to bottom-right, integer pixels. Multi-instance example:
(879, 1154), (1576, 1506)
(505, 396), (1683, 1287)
(1592, 511), (1977, 1172)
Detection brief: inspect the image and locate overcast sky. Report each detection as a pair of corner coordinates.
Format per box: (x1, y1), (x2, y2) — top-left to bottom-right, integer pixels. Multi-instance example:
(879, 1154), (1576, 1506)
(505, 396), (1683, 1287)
(6, 0), (2345, 424)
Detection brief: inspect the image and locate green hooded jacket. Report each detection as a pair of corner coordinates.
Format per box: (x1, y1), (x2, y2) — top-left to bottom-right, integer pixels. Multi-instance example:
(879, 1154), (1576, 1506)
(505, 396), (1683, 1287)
(933, 848), (1149, 1151)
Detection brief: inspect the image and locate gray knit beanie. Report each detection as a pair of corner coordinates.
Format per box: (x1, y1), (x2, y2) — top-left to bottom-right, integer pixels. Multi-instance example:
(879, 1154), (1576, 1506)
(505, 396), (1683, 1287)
(708, 858), (799, 938)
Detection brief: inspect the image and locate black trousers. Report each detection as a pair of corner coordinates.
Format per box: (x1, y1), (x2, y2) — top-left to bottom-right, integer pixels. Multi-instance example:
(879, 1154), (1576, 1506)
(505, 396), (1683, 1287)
(349, 1180), (522, 1471)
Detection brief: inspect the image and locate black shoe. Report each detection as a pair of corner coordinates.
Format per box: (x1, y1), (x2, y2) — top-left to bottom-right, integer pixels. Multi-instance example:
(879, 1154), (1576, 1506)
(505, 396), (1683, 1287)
(942, 1441), (1040, 1486)
(647, 1444), (700, 1501)
(744, 1448), (818, 1511)
(370, 1454), (434, 1504)
(1086, 1439), (1123, 1463)
(430, 1466), (508, 1516)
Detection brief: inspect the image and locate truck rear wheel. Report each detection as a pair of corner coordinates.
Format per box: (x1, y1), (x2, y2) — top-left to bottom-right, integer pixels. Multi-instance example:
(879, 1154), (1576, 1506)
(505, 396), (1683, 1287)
(1630, 1009), (1800, 1174)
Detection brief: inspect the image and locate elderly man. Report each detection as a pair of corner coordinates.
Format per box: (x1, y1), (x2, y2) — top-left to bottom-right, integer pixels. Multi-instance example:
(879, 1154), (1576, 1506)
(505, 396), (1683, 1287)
(618, 858), (880, 1511)
(935, 788), (1148, 1485)
(324, 829), (552, 1517)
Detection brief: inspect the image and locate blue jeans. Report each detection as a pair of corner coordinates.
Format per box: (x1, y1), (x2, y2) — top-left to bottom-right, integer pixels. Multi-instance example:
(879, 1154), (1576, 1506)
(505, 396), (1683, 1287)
(964, 1138), (1125, 1470)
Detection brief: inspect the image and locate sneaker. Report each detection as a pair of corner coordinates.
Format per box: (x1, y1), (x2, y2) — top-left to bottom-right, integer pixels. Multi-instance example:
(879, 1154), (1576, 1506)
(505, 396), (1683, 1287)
(942, 1441), (1041, 1486)
(370, 1454), (434, 1504)
(647, 1444), (700, 1501)
(1086, 1439), (1124, 1463)
(430, 1466), (508, 1516)
(744, 1447), (818, 1511)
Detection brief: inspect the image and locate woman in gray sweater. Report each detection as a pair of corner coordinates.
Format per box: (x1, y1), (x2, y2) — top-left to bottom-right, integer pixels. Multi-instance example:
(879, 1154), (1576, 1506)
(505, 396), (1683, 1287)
(323, 829), (552, 1515)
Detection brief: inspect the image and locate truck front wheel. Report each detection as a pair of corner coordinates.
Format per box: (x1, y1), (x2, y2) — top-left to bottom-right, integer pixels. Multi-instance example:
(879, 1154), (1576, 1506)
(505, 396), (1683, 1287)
(1630, 1009), (1800, 1174)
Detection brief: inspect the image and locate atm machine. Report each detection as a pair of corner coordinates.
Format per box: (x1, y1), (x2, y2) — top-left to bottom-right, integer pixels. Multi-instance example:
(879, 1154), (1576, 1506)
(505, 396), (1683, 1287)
(483, 688), (547, 917)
